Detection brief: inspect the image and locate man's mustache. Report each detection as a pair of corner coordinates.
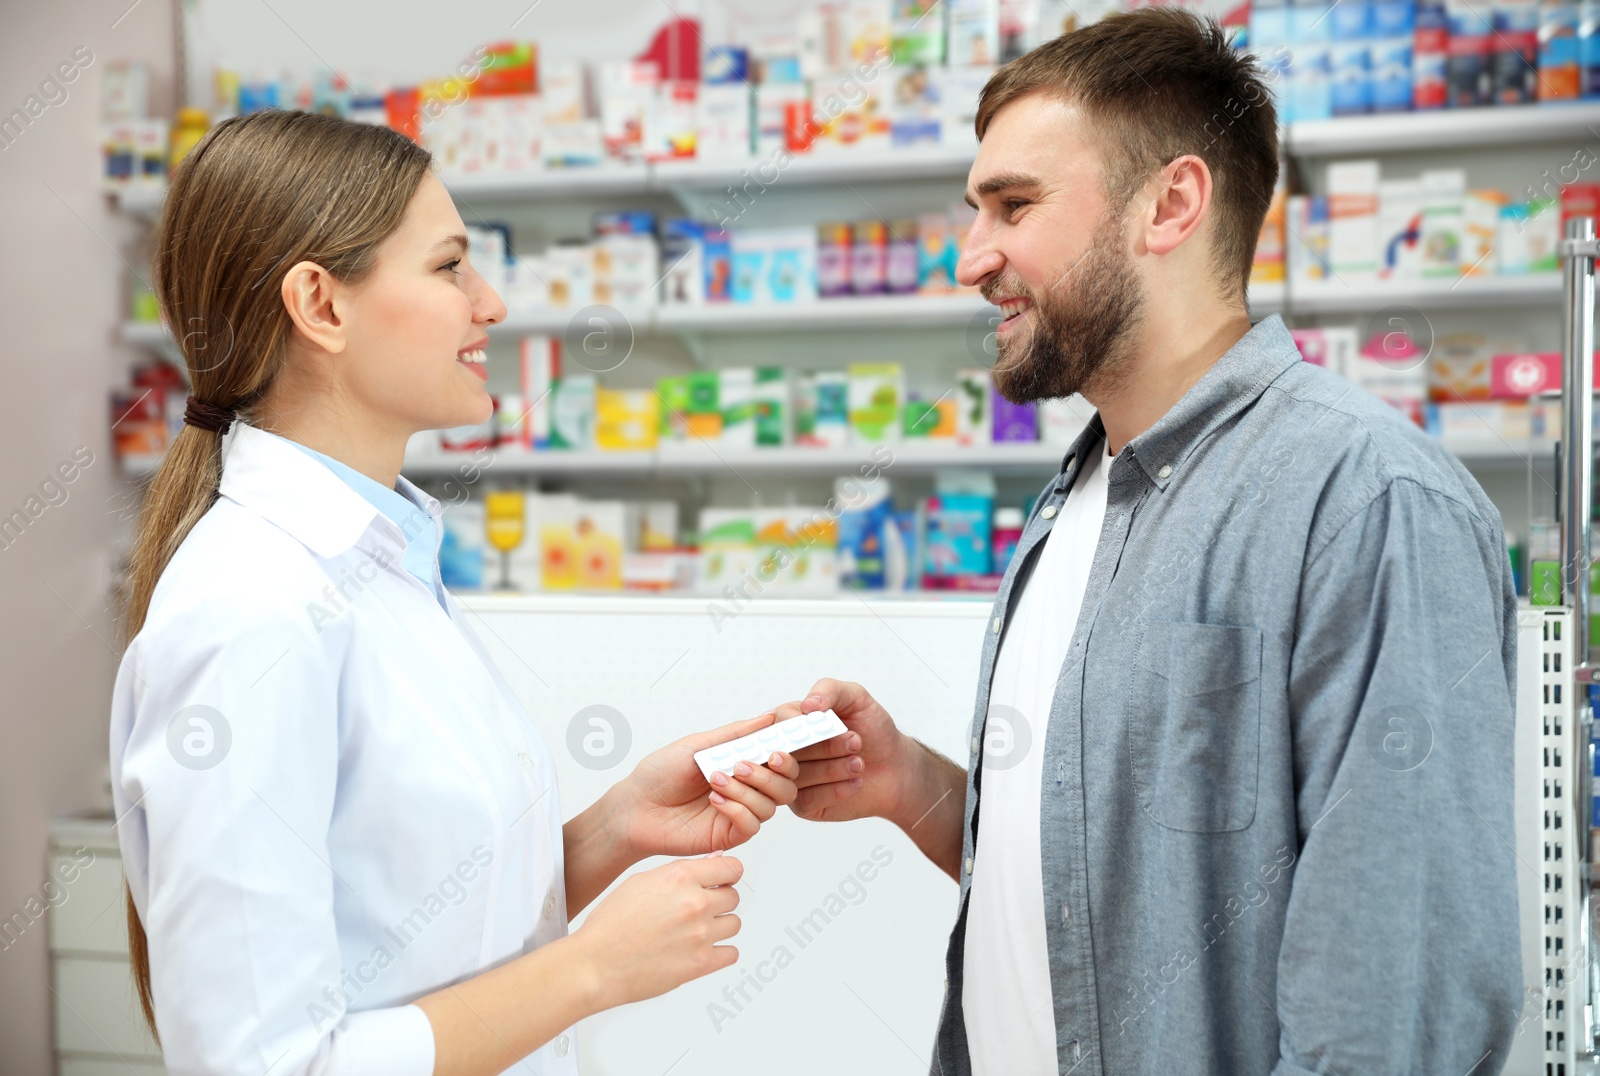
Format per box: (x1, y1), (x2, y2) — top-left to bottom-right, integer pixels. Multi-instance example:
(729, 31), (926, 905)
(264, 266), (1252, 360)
(981, 273), (1031, 306)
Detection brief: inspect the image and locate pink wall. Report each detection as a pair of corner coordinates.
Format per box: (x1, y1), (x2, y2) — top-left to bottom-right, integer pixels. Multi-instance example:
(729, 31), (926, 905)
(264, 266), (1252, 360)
(0, 2), (175, 1071)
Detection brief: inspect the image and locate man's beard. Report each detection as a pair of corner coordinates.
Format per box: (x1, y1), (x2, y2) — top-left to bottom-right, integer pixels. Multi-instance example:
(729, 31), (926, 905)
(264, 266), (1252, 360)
(984, 210), (1144, 405)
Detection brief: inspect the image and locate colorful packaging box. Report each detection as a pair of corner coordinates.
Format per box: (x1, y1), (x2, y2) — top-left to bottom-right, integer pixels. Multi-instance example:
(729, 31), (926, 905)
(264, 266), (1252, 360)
(1463, 190), (1506, 275)
(923, 493), (994, 580)
(1328, 160), (1381, 278)
(698, 508), (759, 595)
(1419, 169), (1466, 278)
(1491, 351), (1562, 397)
(755, 368), (790, 446)
(595, 389), (659, 450)
(696, 83), (751, 159)
(439, 500), (486, 590)
(991, 393), (1038, 442)
(1039, 397), (1087, 445)
(1377, 178), (1425, 279)
(848, 363), (904, 443)
(721, 367), (757, 448)
(796, 371), (851, 447)
(549, 375), (597, 450)
(956, 368), (993, 444)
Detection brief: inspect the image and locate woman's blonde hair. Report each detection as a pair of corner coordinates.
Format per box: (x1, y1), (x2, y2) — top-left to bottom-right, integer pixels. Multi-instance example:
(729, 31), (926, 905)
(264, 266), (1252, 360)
(119, 108), (433, 1042)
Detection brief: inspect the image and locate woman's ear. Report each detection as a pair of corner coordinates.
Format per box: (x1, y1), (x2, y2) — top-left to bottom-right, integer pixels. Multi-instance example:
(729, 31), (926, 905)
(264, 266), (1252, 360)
(280, 260), (347, 354)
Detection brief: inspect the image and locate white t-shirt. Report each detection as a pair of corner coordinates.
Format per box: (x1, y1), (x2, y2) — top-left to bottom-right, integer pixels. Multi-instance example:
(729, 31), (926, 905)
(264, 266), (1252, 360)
(964, 438), (1113, 1075)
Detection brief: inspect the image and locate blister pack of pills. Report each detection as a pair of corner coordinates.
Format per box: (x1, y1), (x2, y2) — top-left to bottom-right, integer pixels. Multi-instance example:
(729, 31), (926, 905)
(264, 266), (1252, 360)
(694, 709), (849, 780)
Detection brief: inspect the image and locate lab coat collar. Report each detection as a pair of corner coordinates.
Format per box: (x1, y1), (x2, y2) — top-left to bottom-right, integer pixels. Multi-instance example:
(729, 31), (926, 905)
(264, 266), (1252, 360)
(218, 422), (439, 560)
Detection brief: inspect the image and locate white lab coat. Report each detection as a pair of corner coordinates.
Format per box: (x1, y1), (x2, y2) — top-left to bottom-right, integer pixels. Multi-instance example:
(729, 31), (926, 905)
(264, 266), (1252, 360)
(109, 422), (578, 1076)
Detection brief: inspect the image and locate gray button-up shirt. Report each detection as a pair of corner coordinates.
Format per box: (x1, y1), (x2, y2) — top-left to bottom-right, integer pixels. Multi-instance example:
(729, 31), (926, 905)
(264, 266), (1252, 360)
(931, 314), (1522, 1075)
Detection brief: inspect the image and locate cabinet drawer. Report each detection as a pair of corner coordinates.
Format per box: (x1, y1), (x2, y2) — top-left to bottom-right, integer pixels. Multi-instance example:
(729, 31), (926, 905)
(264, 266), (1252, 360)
(53, 956), (161, 1058)
(49, 850), (129, 956)
(59, 1058), (167, 1076)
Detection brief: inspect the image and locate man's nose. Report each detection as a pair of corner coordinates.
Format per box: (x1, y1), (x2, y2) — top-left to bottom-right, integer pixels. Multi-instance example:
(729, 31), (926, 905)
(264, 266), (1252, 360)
(957, 241), (1004, 290)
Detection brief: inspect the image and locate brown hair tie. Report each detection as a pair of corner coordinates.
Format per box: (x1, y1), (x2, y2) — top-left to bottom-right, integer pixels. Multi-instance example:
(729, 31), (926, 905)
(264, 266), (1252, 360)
(183, 395), (237, 435)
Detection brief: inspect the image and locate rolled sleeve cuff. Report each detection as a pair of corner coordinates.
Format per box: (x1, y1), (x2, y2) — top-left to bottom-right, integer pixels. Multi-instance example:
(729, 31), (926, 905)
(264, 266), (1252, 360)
(333, 1004), (435, 1076)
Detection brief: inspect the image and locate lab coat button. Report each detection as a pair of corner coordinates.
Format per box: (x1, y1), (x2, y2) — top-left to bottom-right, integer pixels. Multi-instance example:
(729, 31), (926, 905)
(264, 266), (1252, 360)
(553, 1033), (570, 1057)
(1040, 504), (1057, 519)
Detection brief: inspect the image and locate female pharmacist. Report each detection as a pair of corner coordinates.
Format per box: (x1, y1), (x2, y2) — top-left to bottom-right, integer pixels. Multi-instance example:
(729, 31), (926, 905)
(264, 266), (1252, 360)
(108, 109), (800, 1076)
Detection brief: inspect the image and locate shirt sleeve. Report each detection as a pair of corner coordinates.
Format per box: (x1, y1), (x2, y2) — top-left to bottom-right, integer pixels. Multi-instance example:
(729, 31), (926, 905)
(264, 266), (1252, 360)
(1274, 476), (1523, 1074)
(115, 604), (437, 1076)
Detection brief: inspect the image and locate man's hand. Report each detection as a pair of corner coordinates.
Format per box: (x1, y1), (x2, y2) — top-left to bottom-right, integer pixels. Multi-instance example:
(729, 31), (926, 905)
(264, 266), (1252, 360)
(774, 678), (915, 824)
(777, 678), (967, 880)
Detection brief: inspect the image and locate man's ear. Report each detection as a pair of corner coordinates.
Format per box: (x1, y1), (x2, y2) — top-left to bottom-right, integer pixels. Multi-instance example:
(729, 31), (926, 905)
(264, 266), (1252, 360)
(280, 260), (347, 354)
(1141, 154), (1213, 258)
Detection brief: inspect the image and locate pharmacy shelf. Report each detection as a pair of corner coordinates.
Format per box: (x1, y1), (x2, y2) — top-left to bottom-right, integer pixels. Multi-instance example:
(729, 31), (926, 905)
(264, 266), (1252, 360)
(1438, 433), (1557, 469)
(110, 184), (166, 219)
(656, 292), (988, 331)
(1289, 273), (1563, 315)
(104, 285), (1318, 349)
(108, 103), (1600, 220)
(652, 141), (980, 188)
(401, 439), (1075, 479)
(122, 433), (1557, 481)
(1286, 101), (1600, 156)
(400, 432), (1562, 480)
(440, 162), (655, 201)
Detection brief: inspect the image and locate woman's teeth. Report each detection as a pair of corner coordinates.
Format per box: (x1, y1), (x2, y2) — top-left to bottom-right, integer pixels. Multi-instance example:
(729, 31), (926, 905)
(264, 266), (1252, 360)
(458, 349), (487, 365)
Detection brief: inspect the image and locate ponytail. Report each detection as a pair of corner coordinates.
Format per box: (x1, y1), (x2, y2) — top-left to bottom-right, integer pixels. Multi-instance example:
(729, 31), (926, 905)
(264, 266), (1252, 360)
(120, 422), (227, 1043)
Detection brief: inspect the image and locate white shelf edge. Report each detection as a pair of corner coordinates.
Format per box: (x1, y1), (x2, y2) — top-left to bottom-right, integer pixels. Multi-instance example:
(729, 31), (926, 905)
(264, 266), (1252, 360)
(458, 593), (998, 616)
(1288, 273), (1563, 314)
(402, 440), (1075, 478)
(1287, 101), (1600, 156)
(109, 276), (1519, 351)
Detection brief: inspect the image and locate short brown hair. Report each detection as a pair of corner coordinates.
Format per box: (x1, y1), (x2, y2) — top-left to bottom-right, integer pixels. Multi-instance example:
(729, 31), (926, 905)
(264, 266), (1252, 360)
(975, 7), (1279, 304)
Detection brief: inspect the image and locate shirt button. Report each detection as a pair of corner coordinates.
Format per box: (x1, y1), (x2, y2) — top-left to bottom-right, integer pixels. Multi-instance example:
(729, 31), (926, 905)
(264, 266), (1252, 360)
(991, 617), (1002, 635)
(553, 1033), (570, 1057)
(1040, 504), (1058, 519)
(1157, 465), (1172, 479)
(543, 894), (556, 920)
(1062, 902), (1071, 926)
(964, 856), (974, 875)
(971, 736), (979, 754)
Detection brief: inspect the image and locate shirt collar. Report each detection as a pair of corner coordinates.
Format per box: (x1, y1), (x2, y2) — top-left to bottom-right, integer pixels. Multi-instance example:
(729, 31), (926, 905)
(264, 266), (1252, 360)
(287, 440), (435, 548)
(217, 422), (442, 559)
(1056, 315), (1302, 495)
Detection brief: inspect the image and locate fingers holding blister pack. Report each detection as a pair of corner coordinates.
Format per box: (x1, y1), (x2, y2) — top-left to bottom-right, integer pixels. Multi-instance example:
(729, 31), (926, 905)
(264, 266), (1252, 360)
(694, 710), (849, 781)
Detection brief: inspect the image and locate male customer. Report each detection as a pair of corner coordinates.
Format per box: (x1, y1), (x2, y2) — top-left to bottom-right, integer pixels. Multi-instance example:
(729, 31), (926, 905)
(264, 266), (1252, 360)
(778, 8), (1522, 1074)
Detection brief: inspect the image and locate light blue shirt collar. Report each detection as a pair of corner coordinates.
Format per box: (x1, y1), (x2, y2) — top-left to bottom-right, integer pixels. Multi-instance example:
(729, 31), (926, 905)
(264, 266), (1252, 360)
(287, 441), (443, 605)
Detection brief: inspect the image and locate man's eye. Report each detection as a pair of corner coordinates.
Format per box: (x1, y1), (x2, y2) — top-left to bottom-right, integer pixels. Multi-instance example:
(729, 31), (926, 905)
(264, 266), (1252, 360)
(1003, 200), (1029, 217)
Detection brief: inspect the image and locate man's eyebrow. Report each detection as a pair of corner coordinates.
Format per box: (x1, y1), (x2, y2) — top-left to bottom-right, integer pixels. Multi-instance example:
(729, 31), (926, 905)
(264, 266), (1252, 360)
(965, 172), (1043, 208)
(429, 234), (469, 256)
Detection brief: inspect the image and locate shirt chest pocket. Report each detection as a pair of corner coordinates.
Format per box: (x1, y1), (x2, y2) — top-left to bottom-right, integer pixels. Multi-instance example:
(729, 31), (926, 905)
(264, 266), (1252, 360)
(1126, 620), (1263, 833)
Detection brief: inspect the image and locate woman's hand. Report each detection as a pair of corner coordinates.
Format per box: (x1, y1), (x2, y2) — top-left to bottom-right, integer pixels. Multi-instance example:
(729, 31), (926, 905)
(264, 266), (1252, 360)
(572, 853), (744, 1009)
(613, 711), (802, 860)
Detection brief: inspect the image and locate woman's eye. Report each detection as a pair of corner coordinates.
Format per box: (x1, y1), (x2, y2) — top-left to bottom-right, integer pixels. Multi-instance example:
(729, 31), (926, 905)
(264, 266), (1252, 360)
(440, 258), (462, 275)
